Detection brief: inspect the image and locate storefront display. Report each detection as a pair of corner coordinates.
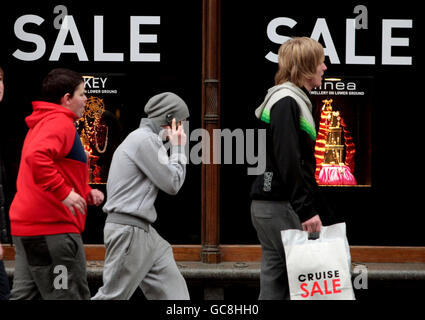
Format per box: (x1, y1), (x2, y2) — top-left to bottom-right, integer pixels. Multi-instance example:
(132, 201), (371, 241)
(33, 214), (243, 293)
(77, 73), (126, 184)
(1, 0), (421, 250)
(310, 76), (372, 187)
(314, 99), (357, 186)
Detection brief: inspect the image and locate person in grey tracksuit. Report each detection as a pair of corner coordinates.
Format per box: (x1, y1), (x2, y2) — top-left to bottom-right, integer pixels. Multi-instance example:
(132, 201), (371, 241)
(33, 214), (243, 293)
(92, 92), (190, 300)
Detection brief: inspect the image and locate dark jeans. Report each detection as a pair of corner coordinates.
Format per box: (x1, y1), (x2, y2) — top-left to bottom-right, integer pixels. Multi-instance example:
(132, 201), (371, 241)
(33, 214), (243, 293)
(0, 259), (10, 300)
(10, 234), (90, 300)
(251, 200), (303, 300)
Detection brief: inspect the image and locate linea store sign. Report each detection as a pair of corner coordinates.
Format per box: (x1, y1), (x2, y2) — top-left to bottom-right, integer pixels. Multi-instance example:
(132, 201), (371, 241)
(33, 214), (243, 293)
(10, 5), (414, 65)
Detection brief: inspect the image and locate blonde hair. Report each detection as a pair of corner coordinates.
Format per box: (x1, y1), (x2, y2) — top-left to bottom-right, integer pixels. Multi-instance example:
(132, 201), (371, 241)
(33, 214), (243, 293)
(274, 37), (324, 87)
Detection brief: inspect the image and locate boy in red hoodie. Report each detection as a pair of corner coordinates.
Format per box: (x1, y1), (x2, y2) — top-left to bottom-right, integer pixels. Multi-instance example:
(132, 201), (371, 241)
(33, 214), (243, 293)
(9, 68), (104, 300)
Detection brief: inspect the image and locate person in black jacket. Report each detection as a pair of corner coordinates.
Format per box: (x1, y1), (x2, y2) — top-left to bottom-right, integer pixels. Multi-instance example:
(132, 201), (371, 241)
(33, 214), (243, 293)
(250, 37), (329, 300)
(0, 66), (11, 300)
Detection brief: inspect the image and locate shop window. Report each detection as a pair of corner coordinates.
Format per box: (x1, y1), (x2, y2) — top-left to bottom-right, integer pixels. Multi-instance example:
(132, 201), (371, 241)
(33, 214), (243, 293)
(310, 76), (372, 187)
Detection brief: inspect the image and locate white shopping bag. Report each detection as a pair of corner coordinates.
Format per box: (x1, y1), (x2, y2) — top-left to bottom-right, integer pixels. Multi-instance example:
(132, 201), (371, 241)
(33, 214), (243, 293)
(281, 223), (355, 300)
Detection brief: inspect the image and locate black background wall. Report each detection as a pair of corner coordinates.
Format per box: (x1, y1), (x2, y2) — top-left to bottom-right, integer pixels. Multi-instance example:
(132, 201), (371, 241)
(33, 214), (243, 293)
(0, 0), (423, 247)
(220, 0), (423, 245)
(0, 0), (202, 244)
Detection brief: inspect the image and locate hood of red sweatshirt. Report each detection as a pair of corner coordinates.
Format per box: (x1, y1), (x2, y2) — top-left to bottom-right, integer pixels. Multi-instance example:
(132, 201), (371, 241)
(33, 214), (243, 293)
(26, 101), (77, 129)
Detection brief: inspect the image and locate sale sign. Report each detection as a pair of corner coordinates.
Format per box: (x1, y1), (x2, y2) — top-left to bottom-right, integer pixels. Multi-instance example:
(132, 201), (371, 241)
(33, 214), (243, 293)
(298, 270), (343, 298)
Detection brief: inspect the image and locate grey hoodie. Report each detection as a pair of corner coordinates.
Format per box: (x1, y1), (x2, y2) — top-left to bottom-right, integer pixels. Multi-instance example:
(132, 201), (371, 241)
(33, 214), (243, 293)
(103, 118), (186, 226)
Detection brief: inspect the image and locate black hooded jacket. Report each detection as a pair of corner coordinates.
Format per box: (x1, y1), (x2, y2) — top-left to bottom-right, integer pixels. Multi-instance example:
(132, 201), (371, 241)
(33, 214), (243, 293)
(250, 87), (331, 223)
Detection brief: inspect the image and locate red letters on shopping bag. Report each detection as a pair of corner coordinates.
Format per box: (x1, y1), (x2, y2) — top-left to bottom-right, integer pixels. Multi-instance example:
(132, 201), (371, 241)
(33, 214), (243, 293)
(300, 279), (342, 298)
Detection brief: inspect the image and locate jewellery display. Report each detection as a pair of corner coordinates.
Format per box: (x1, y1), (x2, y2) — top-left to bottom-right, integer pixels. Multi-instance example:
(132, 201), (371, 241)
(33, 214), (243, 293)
(76, 96), (109, 184)
(314, 99), (357, 185)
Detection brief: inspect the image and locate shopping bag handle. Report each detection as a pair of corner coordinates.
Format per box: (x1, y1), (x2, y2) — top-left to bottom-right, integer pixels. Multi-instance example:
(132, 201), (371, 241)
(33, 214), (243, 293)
(308, 231), (320, 240)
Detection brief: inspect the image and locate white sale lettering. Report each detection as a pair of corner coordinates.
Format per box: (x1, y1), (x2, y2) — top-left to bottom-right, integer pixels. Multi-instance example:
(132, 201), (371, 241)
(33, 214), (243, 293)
(12, 14), (161, 62)
(266, 17), (413, 65)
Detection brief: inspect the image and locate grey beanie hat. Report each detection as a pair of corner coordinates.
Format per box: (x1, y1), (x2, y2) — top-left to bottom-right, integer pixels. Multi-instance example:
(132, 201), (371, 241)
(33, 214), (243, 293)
(144, 92), (190, 126)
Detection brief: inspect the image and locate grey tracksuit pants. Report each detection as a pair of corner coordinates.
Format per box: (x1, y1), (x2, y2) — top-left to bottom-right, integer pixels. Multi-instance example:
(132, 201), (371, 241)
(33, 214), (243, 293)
(92, 222), (189, 300)
(251, 200), (303, 300)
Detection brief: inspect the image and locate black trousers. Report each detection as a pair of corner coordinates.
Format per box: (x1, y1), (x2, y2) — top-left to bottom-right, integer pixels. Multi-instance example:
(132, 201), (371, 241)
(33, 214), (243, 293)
(10, 234), (90, 300)
(251, 200), (303, 300)
(0, 259), (10, 300)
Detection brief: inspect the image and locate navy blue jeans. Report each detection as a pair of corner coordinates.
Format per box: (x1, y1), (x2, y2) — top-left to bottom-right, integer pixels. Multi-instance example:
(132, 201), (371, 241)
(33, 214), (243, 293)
(0, 260), (10, 300)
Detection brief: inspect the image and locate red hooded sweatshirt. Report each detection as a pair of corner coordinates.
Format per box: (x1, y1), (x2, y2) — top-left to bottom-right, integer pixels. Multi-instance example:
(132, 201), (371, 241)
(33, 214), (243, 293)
(9, 101), (91, 236)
